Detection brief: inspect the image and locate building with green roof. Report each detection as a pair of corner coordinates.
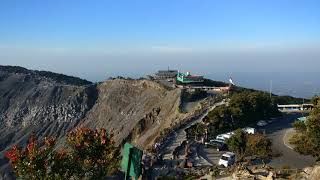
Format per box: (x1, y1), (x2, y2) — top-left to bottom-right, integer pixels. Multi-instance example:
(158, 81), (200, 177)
(176, 72), (204, 84)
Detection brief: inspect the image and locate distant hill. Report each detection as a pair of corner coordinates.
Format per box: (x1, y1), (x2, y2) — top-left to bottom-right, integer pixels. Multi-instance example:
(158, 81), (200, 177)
(0, 65), (92, 86)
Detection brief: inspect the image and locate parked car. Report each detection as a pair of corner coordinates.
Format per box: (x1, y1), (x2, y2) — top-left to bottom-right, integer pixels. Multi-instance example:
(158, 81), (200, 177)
(257, 120), (268, 127)
(242, 127), (257, 134)
(205, 140), (227, 151)
(215, 136), (226, 142)
(218, 152), (236, 167)
(210, 139), (224, 143)
(216, 132), (234, 141)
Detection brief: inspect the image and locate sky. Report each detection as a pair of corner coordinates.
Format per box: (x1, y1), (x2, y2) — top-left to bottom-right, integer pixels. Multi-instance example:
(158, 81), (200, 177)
(0, 0), (319, 87)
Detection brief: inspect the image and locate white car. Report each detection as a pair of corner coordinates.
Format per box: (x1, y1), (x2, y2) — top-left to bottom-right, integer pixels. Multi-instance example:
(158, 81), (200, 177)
(210, 139), (224, 143)
(257, 120), (268, 127)
(242, 127), (257, 134)
(216, 135), (227, 141)
(216, 132), (234, 141)
(218, 152), (236, 167)
(215, 136), (226, 142)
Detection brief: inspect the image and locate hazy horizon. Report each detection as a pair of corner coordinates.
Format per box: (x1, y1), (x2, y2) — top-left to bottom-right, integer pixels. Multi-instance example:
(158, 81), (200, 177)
(1, 0), (319, 98)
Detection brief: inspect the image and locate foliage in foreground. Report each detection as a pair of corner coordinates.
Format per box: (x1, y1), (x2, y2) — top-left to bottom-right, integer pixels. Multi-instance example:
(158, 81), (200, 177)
(291, 96), (320, 160)
(226, 129), (272, 161)
(5, 128), (120, 180)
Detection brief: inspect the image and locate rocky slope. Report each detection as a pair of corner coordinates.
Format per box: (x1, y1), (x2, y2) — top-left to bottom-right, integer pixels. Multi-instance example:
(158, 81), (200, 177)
(82, 80), (184, 148)
(0, 66), (96, 151)
(0, 65), (189, 178)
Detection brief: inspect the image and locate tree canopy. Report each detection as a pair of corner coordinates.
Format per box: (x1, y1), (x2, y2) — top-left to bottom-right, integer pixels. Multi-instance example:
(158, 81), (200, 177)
(291, 96), (320, 161)
(226, 129), (272, 161)
(225, 129), (247, 159)
(204, 91), (280, 138)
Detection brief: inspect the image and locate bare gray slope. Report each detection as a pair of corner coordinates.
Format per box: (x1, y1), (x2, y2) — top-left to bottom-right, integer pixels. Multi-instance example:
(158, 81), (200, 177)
(0, 72), (97, 152)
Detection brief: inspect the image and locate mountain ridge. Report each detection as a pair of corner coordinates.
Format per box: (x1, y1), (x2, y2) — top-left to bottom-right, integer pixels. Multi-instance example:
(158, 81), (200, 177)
(0, 65), (191, 179)
(0, 65), (92, 86)
(0, 65), (308, 179)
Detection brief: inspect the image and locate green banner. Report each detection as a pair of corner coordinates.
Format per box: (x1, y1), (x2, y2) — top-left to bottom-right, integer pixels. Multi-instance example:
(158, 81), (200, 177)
(121, 143), (143, 179)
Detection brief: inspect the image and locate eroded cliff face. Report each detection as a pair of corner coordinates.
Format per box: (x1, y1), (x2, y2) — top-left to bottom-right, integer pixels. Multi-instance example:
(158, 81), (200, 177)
(82, 80), (184, 148)
(0, 66), (186, 178)
(0, 69), (97, 153)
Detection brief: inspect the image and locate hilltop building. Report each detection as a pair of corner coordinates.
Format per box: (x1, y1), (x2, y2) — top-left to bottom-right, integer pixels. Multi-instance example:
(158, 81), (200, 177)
(153, 69), (178, 80)
(176, 71), (204, 84)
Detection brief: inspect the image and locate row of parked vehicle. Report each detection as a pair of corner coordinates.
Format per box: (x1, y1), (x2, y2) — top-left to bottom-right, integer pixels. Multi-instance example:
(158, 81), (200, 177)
(210, 118), (280, 167)
(205, 127), (257, 149)
(204, 127), (257, 167)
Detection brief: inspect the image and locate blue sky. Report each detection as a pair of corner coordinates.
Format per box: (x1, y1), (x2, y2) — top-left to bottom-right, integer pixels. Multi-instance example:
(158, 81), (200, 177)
(0, 0), (319, 82)
(1, 0), (319, 48)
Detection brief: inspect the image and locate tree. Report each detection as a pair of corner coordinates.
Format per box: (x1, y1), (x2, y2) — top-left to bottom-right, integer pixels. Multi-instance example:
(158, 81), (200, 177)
(4, 136), (56, 179)
(226, 129), (247, 160)
(311, 96), (320, 107)
(246, 134), (272, 158)
(290, 97), (320, 161)
(205, 105), (233, 138)
(194, 123), (207, 140)
(186, 122), (207, 140)
(200, 91), (280, 141)
(292, 120), (306, 132)
(225, 130), (272, 164)
(246, 134), (272, 166)
(66, 128), (120, 178)
(305, 108), (320, 159)
(5, 128), (120, 180)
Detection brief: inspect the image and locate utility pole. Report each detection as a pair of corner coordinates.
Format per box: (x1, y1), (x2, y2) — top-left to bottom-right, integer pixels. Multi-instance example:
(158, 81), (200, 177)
(269, 80), (273, 99)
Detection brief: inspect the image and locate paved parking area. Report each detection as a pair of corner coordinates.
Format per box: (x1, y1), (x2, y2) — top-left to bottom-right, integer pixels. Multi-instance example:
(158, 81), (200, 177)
(195, 113), (317, 169)
(262, 113), (317, 169)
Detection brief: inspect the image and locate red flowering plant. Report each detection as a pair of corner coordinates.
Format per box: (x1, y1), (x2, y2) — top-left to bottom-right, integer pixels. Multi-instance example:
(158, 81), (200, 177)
(5, 128), (120, 180)
(66, 128), (120, 179)
(5, 136), (56, 179)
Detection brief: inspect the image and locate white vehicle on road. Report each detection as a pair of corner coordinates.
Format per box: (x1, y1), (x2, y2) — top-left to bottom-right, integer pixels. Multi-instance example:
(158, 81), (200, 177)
(218, 152), (236, 167)
(216, 132), (234, 142)
(242, 127), (257, 134)
(257, 120), (268, 127)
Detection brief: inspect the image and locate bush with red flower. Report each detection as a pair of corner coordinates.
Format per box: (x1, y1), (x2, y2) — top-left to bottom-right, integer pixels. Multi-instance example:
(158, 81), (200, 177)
(5, 128), (120, 180)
